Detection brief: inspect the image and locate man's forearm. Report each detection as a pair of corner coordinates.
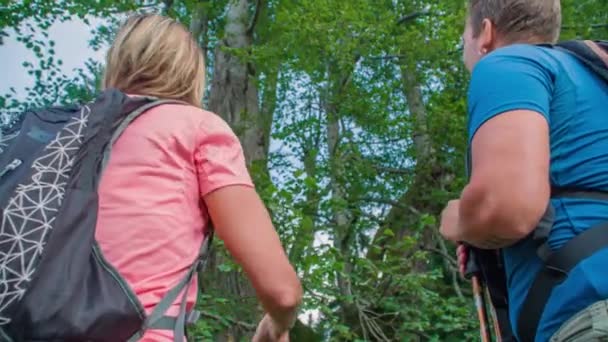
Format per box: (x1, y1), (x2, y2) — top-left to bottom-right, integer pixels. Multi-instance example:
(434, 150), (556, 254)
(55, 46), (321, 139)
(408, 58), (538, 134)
(460, 227), (521, 249)
(457, 184), (525, 249)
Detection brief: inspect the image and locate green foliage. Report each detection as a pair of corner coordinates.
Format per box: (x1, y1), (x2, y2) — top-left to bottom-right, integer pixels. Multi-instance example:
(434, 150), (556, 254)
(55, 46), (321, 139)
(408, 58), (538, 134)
(2, 0), (607, 340)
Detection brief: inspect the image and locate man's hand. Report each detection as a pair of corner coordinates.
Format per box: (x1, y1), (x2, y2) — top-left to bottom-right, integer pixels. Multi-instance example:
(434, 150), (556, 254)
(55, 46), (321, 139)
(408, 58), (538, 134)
(457, 244), (468, 278)
(440, 199), (464, 243)
(252, 314), (290, 342)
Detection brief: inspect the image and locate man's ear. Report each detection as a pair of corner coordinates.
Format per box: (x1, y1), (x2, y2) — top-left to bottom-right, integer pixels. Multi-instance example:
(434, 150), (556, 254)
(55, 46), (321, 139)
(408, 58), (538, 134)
(478, 18), (497, 54)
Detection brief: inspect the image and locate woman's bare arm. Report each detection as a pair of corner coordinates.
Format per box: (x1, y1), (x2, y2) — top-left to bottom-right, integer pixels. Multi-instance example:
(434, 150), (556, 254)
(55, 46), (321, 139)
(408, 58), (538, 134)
(204, 185), (302, 332)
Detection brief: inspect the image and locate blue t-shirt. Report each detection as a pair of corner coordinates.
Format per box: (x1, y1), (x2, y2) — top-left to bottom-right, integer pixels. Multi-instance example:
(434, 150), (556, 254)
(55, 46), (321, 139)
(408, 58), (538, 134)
(467, 44), (608, 341)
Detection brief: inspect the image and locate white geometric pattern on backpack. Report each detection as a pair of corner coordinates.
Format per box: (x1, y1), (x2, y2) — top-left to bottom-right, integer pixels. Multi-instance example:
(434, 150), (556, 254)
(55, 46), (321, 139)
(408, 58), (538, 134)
(0, 105), (90, 326)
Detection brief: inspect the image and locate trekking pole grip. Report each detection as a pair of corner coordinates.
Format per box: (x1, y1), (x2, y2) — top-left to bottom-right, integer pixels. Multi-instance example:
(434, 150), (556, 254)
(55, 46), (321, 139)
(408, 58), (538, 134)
(463, 244), (480, 280)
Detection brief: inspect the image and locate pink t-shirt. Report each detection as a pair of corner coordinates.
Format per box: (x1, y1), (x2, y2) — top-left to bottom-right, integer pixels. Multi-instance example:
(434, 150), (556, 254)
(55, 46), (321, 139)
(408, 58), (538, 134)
(95, 103), (254, 341)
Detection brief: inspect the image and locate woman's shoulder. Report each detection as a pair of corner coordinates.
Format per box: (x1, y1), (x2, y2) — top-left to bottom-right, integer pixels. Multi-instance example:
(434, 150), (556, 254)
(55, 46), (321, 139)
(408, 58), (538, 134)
(150, 103), (234, 134)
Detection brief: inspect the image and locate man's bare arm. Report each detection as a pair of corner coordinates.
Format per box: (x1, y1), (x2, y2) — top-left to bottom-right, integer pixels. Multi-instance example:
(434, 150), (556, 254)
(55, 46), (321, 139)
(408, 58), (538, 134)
(458, 109), (551, 248)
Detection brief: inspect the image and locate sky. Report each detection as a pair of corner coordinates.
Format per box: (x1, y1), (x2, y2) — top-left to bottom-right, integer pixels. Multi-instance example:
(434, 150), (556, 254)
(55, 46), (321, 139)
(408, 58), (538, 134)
(0, 17), (106, 98)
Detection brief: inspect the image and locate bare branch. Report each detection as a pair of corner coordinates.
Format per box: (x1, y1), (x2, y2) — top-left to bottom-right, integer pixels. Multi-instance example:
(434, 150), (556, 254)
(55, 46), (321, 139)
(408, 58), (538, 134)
(435, 230), (464, 299)
(357, 304), (370, 341)
(357, 300), (391, 342)
(199, 310), (256, 330)
(373, 275), (394, 304)
(450, 263), (465, 299)
(419, 245), (457, 268)
(372, 165), (412, 175)
(367, 54), (406, 60)
(359, 196), (403, 209)
(396, 11), (432, 25)
(363, 308), (398, 319)
(302, 283), (331, 301)
(359, 196), (420, 216)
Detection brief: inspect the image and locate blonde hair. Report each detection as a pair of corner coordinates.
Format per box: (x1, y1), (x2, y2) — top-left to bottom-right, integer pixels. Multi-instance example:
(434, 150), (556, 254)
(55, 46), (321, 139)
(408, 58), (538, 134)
(468, 0), (561, 44)
(103, 13), (205, 107)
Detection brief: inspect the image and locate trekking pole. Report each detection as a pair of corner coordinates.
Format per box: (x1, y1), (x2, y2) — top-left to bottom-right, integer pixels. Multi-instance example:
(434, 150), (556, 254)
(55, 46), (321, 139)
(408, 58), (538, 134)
(472, 276), (492, 342)
(485, 286), (503, 342)
(463, 245), (493, 342)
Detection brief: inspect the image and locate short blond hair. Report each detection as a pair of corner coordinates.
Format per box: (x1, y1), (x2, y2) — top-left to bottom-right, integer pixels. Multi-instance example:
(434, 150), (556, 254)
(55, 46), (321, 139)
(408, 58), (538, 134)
(468, 0), (561, 44)
(103, 13), (205, 107)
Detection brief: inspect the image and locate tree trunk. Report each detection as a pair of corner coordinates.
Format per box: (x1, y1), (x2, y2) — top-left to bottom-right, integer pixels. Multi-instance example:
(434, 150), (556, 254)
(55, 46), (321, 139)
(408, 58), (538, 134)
(326, 103), (354, 303)
(288, 119), (320, 265)
(367, 60), (439, 272)
(320, 60), (364, 335)
(205, 0), (266, 340)
(208, 0), (264, 165)
(189, 2), (209, 59)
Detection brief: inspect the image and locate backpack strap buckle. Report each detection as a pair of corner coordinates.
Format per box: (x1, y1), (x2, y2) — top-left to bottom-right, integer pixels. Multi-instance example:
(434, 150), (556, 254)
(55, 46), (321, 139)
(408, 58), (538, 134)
(186, 310), (201, 326)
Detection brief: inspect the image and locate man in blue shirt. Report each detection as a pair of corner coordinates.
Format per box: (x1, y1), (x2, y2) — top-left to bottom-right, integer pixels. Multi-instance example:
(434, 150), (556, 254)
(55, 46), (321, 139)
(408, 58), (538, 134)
(439, 0), (608, 341)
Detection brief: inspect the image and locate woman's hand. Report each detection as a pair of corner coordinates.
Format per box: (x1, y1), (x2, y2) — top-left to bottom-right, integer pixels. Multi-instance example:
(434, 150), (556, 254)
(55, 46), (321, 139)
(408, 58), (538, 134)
(252, 314), (290, 342)
(204, 185), (302, 335)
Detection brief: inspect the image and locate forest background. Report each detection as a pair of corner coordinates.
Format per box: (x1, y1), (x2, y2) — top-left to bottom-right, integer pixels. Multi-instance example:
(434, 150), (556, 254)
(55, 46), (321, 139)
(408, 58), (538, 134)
(1, 0), (606, 340)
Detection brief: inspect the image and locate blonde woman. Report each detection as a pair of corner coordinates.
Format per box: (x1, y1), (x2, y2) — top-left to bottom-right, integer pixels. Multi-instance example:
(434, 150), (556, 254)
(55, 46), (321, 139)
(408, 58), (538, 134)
(98, 14), (301, 341)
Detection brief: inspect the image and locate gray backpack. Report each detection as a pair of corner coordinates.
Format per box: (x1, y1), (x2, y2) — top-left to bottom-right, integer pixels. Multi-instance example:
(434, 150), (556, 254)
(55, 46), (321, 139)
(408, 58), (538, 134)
(0, 89), (212, 341)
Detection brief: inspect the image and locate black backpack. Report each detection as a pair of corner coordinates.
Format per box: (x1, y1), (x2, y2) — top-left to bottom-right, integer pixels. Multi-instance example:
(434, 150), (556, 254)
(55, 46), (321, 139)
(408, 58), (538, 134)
(0, 89), (212, 341)
(465, 39), (608, 342)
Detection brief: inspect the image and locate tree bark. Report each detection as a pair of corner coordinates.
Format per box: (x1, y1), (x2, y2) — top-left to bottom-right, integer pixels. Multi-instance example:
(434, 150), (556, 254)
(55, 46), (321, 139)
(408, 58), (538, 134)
(202, 0), (318, 339)
(288, 113), (320, 265)
(189, 2), (209, 59)
(320, 59), (365, 335)
(208, 0), (264, 166)
(205, 0), (266, 340)
(326, 101), (354, 304)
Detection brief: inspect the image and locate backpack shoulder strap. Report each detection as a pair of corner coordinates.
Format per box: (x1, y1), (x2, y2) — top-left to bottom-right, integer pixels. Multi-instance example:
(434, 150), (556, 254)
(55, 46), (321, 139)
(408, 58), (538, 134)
(552, 40), (608, 83)
(101, 98), (189, 172)
(582, 40), (608, 67)
(518, 221), (608, 341)
(129, 230), (214, 342)
(98, 97), (208, 342)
